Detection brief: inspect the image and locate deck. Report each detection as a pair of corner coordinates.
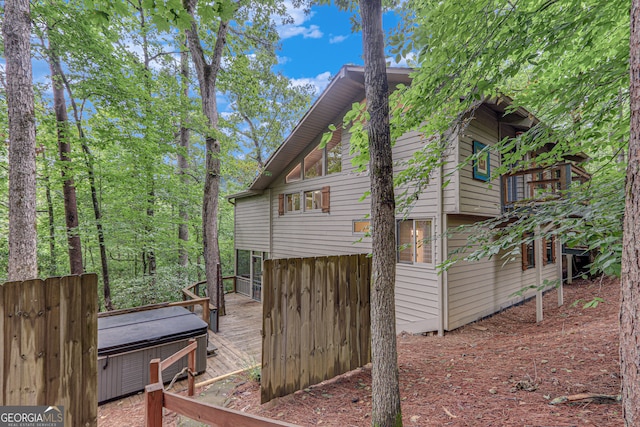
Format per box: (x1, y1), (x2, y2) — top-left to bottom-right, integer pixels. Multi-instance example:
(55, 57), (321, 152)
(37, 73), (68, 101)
(97, 292), (263, 423)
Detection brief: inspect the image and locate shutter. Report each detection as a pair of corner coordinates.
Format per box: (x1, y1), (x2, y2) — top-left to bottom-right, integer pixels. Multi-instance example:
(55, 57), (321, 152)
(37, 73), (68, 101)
(278, 193), (284, 216)
(322, 186), (330, 213)
(551, 236), (557, 263)
(542, 238), (547, 265)
(521, 241), (528, 271)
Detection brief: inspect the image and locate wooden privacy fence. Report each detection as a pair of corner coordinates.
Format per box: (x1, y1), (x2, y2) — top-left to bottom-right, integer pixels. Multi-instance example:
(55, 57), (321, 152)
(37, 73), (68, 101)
(0, 274), (98, 427)
(261, 254), (371, 403)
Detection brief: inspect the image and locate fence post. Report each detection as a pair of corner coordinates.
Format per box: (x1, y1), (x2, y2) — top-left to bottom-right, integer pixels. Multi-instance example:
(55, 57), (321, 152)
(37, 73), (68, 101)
(144, 383), (163, 427)
(149, 359), (161, 385)
(188, 339), (196, 396)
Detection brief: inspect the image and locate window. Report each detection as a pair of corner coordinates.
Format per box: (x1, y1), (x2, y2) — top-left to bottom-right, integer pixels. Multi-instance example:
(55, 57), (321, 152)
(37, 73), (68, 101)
(304, 190), (322, 211)
(397, 219), (433, 264)
(236, 250), (250, 279)
(543, 236), (556, 265)
(285, 128), (342, 183)
(521, 235), (535, 270)
(286, 192), (301, 212)
(279, 187), (329, 215)
(353, 220), (371, 234)
(285, 164), (302, 183)
(304, 148), (323, 178)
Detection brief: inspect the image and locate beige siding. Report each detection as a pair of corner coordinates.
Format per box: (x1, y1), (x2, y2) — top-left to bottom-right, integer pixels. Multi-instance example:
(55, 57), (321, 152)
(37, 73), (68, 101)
(395, 264), (439, 333)
(457, 106), (502, 216)
(442, 134), (460, 213)
(446, 215), (560, 330)
(234, 192), (271, 252)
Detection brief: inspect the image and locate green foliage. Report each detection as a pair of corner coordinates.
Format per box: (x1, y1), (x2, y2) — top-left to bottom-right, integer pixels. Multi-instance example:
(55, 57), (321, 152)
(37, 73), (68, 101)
(386, 0), (629, 278)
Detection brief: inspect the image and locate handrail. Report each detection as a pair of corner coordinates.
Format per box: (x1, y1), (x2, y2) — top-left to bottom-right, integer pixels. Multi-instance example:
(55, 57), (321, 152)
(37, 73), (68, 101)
(145, 341), (296, 427)
(98, 298), (210, 327)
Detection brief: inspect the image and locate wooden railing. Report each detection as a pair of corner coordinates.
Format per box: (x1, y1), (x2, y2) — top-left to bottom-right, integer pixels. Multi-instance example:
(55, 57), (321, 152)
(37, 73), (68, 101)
(98, 297), (210, 328)
(145, 341), (297, 427)
(501, 162), (590, 209)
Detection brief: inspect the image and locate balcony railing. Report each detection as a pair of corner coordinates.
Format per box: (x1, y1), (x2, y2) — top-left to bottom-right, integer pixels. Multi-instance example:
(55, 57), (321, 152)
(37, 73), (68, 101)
(501, 162), (590, 210)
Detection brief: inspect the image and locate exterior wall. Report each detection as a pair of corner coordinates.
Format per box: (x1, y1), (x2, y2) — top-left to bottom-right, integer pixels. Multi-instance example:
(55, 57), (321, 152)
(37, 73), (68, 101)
(267, 124), (441, 334)
(456, 106), (502, 217)
(234, 192), (271, 252)
(445, 215), (560, 331)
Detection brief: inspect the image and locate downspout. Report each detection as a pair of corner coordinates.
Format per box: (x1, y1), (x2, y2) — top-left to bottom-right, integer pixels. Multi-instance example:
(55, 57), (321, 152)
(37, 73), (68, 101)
(269, 188), (273, 257)
(437, 150), (446, 336)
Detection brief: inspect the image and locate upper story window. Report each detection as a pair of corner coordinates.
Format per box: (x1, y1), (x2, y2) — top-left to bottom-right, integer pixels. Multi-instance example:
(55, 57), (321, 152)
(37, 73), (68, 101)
(279, 187), (330, 215)
(521, 235), (535, 270)
(304, 190), (323, 211)
(285, 128), (342, 183)
(397, 219), (433, 265)
(286, 192), (301, 213)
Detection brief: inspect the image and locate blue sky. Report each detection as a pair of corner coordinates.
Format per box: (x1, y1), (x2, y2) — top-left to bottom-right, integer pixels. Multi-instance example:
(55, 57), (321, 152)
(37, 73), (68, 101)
(273, 2), (405, 96)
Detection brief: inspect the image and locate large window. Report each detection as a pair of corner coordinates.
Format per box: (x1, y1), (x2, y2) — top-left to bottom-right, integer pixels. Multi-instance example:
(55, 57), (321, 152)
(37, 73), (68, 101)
(284, 129), (342, 183)
(236, 249), (250, 279)
(397, 219), (433, 264)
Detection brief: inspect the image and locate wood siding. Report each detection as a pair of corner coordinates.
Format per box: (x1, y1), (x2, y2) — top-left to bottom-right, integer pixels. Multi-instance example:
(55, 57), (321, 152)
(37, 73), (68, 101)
(446, 216), (560, 330)
(234, 192), (271, 252)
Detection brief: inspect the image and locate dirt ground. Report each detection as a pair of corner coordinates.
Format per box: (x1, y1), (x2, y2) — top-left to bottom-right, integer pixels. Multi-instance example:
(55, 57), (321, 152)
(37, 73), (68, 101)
(226, 277), (622, 426)
(100, 276), (622, 426)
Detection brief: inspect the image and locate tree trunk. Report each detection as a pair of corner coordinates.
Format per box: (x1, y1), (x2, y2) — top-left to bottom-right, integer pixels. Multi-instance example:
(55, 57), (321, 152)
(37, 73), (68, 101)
(48, 44), (84, 275)
(42, 152), (57, 276)
(359, 1), (403, 426)
(621, 1), (640, 424)
(61, 75), (113, 310)
(4, 0), (38, 281)
(178, 35), (190, 275)
(183, 0), (227, 315)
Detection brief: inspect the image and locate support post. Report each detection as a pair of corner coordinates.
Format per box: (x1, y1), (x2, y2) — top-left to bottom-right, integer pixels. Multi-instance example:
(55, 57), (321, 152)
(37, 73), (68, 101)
(188, 339), (196, 396)
(149, 358), (161, 385)
(566, 254), (573, 284)
(557, 237), (563, 306)
(144, 383), (163, 427)
(535, 225), (543, 322)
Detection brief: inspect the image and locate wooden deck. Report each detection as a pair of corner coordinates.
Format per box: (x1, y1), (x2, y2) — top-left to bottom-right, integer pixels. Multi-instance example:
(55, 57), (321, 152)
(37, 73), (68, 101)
(199, 292), (263, 381)
(98, 292), (263, 421)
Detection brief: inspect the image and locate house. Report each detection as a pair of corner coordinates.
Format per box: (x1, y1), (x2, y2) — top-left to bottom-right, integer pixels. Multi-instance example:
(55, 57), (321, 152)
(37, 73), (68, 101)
(228, 65), (589, 334)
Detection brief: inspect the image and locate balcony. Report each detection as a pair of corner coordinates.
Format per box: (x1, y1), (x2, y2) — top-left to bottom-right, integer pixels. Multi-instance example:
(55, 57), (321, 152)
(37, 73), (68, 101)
(501, 162), (590, 211)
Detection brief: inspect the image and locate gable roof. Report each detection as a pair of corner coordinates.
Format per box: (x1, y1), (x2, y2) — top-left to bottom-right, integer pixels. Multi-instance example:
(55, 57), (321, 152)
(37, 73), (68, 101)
(228, 65), (562, 200)
(231, 65), (412, 198)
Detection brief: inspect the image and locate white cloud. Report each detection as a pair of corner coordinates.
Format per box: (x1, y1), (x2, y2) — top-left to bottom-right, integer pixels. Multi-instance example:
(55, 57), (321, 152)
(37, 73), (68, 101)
(386, 51), (417, 68)
(290, 71), (332, 96)
(277, 55), (290, 65)
(279, 24), (323, 40)
(329, 35), (348, 44)
(276, 1), (323, 40)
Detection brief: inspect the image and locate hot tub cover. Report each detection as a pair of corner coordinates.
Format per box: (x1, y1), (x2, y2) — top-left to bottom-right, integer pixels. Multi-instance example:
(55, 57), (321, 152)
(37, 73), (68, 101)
(98, 306), (208, 356)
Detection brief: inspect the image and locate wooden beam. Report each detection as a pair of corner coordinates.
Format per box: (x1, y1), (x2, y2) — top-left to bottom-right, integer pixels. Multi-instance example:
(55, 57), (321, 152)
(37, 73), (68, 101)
(163, 392), (299, 427)
(160, 340), (197, 373)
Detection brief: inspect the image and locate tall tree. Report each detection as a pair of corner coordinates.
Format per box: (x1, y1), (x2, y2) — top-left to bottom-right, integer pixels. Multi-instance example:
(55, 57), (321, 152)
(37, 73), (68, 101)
(181, 0), (229, 314)
(360, 0), (403, 425)
(621, 1), (640, 424)
(45, 33), (84, 275)
(178, 34), (191, 275)
(4, 0), (38, 281)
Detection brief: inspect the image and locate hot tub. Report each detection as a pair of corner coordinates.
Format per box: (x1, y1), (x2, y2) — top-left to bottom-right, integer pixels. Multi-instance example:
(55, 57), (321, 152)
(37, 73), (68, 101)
(98, 306), (208, 403)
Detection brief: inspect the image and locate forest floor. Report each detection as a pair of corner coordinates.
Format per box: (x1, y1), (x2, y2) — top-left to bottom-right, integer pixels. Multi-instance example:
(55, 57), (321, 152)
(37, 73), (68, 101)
(99, 276), (622, 426)
(225, 276), (622, 427)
